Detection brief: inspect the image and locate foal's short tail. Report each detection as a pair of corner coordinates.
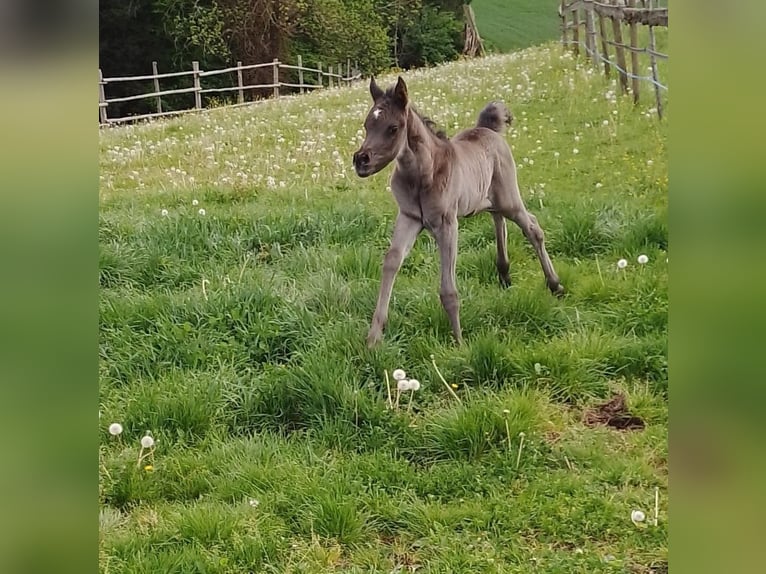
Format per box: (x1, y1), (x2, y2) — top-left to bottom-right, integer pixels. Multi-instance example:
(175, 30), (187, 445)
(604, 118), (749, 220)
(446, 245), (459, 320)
(477, 101), (513, 133)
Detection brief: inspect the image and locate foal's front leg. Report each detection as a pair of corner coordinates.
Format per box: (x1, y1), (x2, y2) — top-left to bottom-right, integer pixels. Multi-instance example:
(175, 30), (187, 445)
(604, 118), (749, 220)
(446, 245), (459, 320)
(367, 213), (423, 347)
(433, 217), (463, 345)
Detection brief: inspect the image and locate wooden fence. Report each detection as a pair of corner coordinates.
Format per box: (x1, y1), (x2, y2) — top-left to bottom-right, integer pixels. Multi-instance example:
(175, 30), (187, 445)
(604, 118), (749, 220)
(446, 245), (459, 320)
(99, 57), (361, 125)
(559, 0), (668, 118)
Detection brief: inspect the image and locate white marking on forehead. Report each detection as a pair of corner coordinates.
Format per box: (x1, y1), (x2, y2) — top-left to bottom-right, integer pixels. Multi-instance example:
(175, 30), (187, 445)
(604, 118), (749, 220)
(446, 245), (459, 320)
(372, 108), (382, 119)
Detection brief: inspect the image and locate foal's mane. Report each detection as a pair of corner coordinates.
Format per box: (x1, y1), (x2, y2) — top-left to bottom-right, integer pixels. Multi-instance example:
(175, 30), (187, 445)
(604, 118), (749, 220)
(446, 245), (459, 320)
(382, 85), (448, 141)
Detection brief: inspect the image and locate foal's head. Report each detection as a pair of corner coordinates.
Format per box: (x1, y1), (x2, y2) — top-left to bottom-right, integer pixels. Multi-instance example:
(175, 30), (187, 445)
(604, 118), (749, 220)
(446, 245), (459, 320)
(353, 76), (410, 178)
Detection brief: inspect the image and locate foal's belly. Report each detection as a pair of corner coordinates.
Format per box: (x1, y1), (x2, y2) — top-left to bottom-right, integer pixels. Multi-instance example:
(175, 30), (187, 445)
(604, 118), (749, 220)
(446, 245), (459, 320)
(454, 170), (494, 217)
(457, 194), (493, 218)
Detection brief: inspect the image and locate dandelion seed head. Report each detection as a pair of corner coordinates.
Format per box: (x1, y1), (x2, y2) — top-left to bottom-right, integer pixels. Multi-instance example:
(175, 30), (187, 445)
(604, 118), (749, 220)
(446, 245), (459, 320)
(617, 258), (628, 269)
(409, 379), (420, 391)
(397, 379), (411, 392)
(140, 435), (155, 448)
(631, 509), (646, 523)
(198, 208), (206, 216)
(637, 254), (649, 264)
(192, 199), (199, 206)
(161, 209), (168, 217)
(392, 369), (406, 381)
(108, 423), (123, 436)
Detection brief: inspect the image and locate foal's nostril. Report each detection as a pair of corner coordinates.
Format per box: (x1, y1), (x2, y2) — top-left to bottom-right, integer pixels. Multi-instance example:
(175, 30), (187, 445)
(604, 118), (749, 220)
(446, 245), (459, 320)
(355, 152), (370, 166)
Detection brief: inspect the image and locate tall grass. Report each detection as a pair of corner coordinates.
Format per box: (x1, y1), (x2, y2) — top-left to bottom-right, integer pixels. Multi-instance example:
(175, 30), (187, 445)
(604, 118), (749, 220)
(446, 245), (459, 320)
(100, 43), (667, 572)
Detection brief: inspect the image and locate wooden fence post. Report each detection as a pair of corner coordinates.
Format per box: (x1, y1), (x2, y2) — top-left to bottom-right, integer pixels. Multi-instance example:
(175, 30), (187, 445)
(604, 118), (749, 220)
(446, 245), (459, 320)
(597, 7), (610, 77)
(647, 0), (663, 118)
(328, 65), (333, 88)
(611, 0), (629, 95)
(237, 61), (244, 104)
(98, 69), (108, 124)
(273, 58), (280, 98)
(298, 55), (305, 94)
(318, 62), (323, 88)
(560, 0), (568, 51)
(626, 0), (641, 104)
(152, 61), (162, 113)
(572, 7), (580, 56)
(347, 58), (351, 84)
(337, 63), (342, 86)
(192, 61), (202, 109)
(584, 3), (597, 63)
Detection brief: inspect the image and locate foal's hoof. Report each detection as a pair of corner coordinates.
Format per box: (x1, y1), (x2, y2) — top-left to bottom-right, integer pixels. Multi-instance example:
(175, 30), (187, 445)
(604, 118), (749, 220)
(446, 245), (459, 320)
(499, 275), (511, 289)
(550, 283), (566, 298)
(366, 330), (383, 348)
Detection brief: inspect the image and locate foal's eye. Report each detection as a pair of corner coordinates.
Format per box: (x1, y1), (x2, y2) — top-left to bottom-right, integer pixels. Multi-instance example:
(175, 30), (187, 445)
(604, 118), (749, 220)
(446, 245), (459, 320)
(388, 125), (399, 135)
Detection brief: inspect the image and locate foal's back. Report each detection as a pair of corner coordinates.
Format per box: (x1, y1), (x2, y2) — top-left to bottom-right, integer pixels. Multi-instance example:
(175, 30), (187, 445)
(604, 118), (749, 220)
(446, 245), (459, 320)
(447, 101), (520, 217)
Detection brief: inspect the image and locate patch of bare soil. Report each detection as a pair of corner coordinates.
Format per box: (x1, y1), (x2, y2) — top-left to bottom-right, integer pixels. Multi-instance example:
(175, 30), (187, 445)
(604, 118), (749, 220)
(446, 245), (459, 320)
(583, 393), (645, 430)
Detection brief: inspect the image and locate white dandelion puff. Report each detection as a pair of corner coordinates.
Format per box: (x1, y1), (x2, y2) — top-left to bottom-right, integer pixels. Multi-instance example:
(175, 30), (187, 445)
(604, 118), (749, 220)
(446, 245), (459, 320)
(631, 509), (646, 524)
(140, 435), (155, 448)
(617, 258), (628, 269)
(409, 379), (420, 391)
(161, 209), (169, 217)
(198, 208), (206, 216)
(397, 379), (412, 392)
(108, 423), (123, 436)
(637, 254), (649, 264)
(392, 369), (406, 381)
(192, 199), (199, 206)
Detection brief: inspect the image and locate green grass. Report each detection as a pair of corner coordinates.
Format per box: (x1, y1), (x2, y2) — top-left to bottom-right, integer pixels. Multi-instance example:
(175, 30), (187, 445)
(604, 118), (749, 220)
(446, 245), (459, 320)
(473, 0), (562, 53)
(100, 44), (668, 573)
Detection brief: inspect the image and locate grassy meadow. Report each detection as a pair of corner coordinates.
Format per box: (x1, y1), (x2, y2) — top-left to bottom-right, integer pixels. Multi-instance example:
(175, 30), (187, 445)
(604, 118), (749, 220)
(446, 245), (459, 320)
(99, 43), (668, 573)
(473, 0), (562, 53)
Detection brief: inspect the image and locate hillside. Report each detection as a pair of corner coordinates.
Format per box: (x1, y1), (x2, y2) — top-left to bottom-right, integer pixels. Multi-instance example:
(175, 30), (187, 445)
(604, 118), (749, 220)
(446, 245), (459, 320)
(473, 0), (563, 52)
(99, 44), (668, 573)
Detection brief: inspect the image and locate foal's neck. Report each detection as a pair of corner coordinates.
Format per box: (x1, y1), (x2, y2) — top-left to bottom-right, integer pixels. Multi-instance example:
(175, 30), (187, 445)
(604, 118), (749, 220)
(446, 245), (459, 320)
(396, 108), (440, 176)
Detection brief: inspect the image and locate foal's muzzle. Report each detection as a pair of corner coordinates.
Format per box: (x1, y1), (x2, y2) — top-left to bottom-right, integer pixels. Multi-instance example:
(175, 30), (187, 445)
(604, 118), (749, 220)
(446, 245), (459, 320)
(353, 150), (372, 177)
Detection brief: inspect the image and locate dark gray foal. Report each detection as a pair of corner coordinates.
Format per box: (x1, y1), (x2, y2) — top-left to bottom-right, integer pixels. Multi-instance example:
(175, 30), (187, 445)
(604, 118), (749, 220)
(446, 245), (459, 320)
(353, 76), (564, 347)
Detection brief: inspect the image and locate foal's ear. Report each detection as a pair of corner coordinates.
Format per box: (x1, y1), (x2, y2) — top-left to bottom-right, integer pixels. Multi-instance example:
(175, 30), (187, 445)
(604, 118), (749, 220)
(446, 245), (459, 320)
(370, 76), (384, 102)
(392, 76), (408, 108)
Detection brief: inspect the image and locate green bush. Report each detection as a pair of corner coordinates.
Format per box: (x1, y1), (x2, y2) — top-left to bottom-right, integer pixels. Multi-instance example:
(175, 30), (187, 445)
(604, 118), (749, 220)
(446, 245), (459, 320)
(290, 0), (390, 75)
(400, 4), (463, 68)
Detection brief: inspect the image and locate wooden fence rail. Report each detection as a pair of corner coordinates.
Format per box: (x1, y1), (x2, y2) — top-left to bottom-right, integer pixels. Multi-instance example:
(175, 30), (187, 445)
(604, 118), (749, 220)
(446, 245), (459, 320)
(559, 0), (668, 118)
(99, 57), (361, 125)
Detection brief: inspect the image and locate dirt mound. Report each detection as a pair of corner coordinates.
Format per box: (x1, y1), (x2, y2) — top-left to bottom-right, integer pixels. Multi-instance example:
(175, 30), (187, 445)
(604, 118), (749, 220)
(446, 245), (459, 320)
(584, 393), (645, 430)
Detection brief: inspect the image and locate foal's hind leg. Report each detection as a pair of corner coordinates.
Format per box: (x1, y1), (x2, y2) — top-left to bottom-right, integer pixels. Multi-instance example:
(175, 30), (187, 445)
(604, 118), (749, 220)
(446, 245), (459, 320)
(492, 213), (511, 288)
(507, 209), (565, 296)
